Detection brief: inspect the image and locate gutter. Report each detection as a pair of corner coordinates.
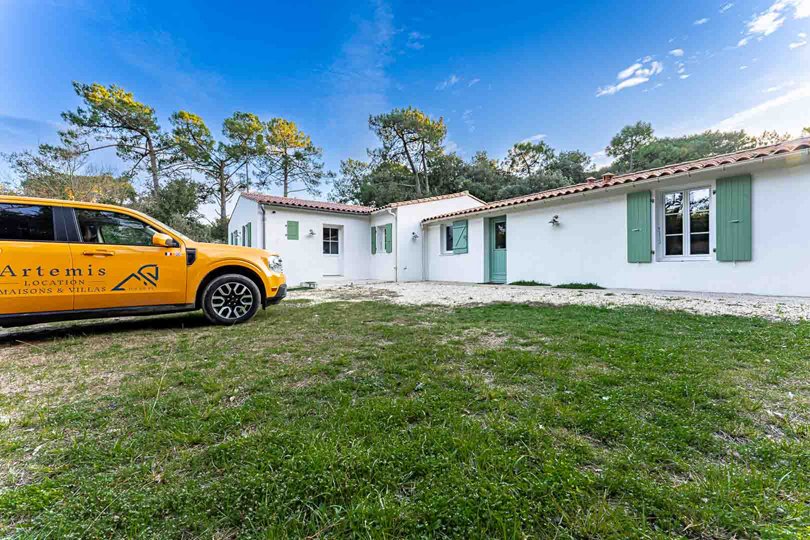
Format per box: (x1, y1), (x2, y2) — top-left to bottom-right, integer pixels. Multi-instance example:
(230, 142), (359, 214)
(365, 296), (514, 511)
(423, 150), (810, 224)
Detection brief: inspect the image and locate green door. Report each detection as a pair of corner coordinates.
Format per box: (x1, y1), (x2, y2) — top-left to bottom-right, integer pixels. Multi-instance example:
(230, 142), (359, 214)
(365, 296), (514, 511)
(489, 217), (507, 283)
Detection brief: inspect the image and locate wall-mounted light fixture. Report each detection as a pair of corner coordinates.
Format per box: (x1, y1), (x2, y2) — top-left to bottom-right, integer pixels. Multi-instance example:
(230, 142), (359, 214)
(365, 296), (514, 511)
(411, 232), (419, 241)
(549, 215), (560, 227)
(307, 229), (316, 237)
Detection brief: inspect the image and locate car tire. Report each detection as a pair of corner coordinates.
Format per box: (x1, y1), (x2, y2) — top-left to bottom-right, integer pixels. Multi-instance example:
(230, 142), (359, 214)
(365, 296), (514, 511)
(201, 274), (261, 325)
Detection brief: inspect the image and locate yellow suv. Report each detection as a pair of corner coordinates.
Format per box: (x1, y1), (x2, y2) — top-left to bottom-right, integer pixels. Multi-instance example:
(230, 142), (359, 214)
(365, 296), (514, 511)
(0, 196), (286, 327)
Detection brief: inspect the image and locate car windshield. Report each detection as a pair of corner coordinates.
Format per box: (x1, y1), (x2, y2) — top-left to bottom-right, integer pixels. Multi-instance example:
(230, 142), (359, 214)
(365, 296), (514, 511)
(132, 212), (193, 243)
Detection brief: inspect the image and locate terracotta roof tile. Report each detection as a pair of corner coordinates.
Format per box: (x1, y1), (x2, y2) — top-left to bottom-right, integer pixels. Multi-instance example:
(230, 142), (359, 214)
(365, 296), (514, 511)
(241, 191), (482, 215)
(423, 137), (810, 223)
(240, 193), (375, 214)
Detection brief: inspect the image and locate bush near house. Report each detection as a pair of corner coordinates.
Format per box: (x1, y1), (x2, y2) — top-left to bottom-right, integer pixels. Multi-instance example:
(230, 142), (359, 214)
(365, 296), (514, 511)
(554, 282), (605, 289)
(508, 280), (551, 286)
(1, 301), (808, 538)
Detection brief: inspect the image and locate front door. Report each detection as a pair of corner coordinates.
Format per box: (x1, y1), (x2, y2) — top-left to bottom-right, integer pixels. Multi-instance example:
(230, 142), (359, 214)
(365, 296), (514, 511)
(0, 202), (74, 315)
(322, 226), (343, 276)
(70, 208), (187, 310)
(489, 217), (507, 284)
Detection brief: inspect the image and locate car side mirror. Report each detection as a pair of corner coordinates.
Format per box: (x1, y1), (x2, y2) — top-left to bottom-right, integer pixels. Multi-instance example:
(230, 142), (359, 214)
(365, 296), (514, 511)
(152, 232), (179, 248)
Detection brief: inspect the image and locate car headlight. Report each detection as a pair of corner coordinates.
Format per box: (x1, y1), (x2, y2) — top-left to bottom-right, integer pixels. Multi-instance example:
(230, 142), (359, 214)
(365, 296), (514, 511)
(267, 255), (283, 273)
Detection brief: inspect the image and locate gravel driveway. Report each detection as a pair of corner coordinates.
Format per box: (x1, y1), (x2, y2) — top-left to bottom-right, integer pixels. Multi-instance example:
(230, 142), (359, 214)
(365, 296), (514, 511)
(291, 281), (810, 321)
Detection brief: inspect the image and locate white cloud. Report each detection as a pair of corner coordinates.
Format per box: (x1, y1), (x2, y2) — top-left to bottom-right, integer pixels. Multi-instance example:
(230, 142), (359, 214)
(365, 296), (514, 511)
(739, 0), (810, 46)
(591, 150), (612, 168)
(714, 82), (810, 135)
(467, 78), (480, 87)
(680, 74), (690, 79)
(597, 58), (663, 96)
(461, 109), (475, 133)
(789, 32), (808, 48)
(740, 65), (749, 70)
(445, 139), (460, 154)
(522, 133), (546, 143)
(750, 11), (786, 35)
(406, 31), (427, 50)
(720, 3), (734, 13)
(694, 17), (710, 25)
(617, 62), (643, 80)
(669, 48), (685, 57)
(436, 74), (460, 90)
(765, 81), (796, 92)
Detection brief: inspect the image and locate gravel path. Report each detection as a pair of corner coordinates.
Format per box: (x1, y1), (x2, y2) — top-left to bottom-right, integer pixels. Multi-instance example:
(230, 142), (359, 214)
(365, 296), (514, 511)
(291, 281), (810, 321)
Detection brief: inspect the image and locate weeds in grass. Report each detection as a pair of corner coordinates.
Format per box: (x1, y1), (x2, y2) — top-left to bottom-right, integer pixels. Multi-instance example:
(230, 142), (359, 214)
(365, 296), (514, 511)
(554, 282), (605, 289)
(509, 280), (550, 286)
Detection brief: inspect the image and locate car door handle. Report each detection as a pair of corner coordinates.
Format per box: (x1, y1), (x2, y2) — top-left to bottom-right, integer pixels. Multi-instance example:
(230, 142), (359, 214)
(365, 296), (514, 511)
(82, 250), (115, 257)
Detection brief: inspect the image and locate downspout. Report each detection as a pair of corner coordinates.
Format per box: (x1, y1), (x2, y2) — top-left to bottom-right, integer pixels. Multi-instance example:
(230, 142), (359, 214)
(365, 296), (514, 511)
(420, 222), (428, 281)
(387, 208), (398, 282)
(260, 204), (267, 250)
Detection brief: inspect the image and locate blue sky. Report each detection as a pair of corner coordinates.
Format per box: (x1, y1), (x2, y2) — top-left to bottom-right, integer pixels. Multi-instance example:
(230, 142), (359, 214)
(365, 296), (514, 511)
(2, 0), (809, 209)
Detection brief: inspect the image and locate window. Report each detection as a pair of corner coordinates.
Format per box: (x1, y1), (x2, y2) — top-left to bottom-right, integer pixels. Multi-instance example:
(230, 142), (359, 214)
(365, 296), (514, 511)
(323, 227), (339, 255)
(0, 204), (54, 241)
(376, 225), (385, 253)
(76, 209), (157, 246)
(444, 225), (454, 253)
(494, 221), (506, 249)
(663, 187), (710, 257)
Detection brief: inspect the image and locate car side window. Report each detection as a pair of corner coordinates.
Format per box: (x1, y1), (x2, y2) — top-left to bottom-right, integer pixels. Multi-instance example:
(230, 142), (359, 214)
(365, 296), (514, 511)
(75, 209), (157, 246)
(0, 203), (55, 241)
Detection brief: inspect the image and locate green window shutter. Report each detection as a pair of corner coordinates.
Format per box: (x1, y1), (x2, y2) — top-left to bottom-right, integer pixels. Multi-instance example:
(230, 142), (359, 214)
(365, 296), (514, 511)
(371, 226), (377, 254)
(246, 223), (252, 247)
(384, 223), (393, 253)
(452, 220), (468, 254)
(627, 191), (652, 263)
(241, 226), (246, 246)
(716, 174), (752, 262)
(287, 220), (299, 240)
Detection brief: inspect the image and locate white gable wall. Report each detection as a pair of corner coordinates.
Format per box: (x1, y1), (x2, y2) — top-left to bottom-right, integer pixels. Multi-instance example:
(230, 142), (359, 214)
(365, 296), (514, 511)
(397, 196), (485, 281)
(424, 157), (810, 296)
(264, 207), (371, 286)
(228, 196), (261, 247)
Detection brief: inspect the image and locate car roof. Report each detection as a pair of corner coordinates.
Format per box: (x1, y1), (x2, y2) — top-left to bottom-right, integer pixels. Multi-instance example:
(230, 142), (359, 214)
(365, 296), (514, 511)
(0, 195), (134, 213)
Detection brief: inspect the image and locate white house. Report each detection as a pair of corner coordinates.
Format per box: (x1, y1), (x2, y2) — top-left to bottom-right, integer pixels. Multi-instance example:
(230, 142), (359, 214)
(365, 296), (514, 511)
(228, 191), (485, 285)
(423, 137), (810, 296)
(230, 137), (810, 297)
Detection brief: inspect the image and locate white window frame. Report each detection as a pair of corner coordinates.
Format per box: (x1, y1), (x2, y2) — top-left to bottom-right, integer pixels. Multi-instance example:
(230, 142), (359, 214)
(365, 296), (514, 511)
(322, 226), (340, 256)
(656, 184), (714, 261)
(440, 223), (455, 255)
(375, 225), (385, 254)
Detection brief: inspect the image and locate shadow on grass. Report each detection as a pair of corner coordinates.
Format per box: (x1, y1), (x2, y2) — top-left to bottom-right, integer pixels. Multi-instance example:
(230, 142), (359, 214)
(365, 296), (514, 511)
(0, 312), (211, 346)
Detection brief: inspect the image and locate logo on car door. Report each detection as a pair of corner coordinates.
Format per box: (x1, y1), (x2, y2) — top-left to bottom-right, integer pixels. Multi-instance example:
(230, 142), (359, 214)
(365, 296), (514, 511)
(112, 264), (160, 291)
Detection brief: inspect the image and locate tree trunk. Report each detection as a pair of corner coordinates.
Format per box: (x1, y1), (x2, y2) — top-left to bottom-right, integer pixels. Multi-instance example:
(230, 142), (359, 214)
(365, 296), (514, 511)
(283, 159), (290, 197)
(219, 163), (227, 226)
(145, 134), (160, 195)
(397, 131), (422, 195)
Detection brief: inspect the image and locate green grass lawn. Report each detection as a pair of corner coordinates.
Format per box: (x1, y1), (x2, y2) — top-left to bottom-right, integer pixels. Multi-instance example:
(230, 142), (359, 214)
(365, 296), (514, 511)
(1, 300), (808, 538)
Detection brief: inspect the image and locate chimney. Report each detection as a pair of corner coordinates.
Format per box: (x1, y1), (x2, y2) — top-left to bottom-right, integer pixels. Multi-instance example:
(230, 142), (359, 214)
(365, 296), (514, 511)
(602, 172), (615, 182)
(585, 176), (597, 184)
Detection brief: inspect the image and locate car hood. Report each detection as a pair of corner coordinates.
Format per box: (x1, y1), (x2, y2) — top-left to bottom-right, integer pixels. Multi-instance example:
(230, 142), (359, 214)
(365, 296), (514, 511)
(186, 241), (279, 258)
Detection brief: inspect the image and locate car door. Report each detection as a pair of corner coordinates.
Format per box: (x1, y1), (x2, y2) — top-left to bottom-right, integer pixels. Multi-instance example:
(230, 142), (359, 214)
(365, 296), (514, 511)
(69, 207), (188, 310)
(0, 202), (74, 315)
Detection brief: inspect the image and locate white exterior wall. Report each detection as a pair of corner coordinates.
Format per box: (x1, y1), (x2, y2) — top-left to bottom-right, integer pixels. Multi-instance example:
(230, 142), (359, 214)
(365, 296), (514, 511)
(425, 158), (810, 297)
(264, 207), (371, 286)
(228, 197), (261, 247)
(424, 218), (486, 282)
(369, 212), (396, 281)
(397, 196), (485, 281)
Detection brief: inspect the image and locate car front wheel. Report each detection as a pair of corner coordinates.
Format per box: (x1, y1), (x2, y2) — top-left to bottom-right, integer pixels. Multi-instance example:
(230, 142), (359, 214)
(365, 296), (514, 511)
(201, 274), (261, 325)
